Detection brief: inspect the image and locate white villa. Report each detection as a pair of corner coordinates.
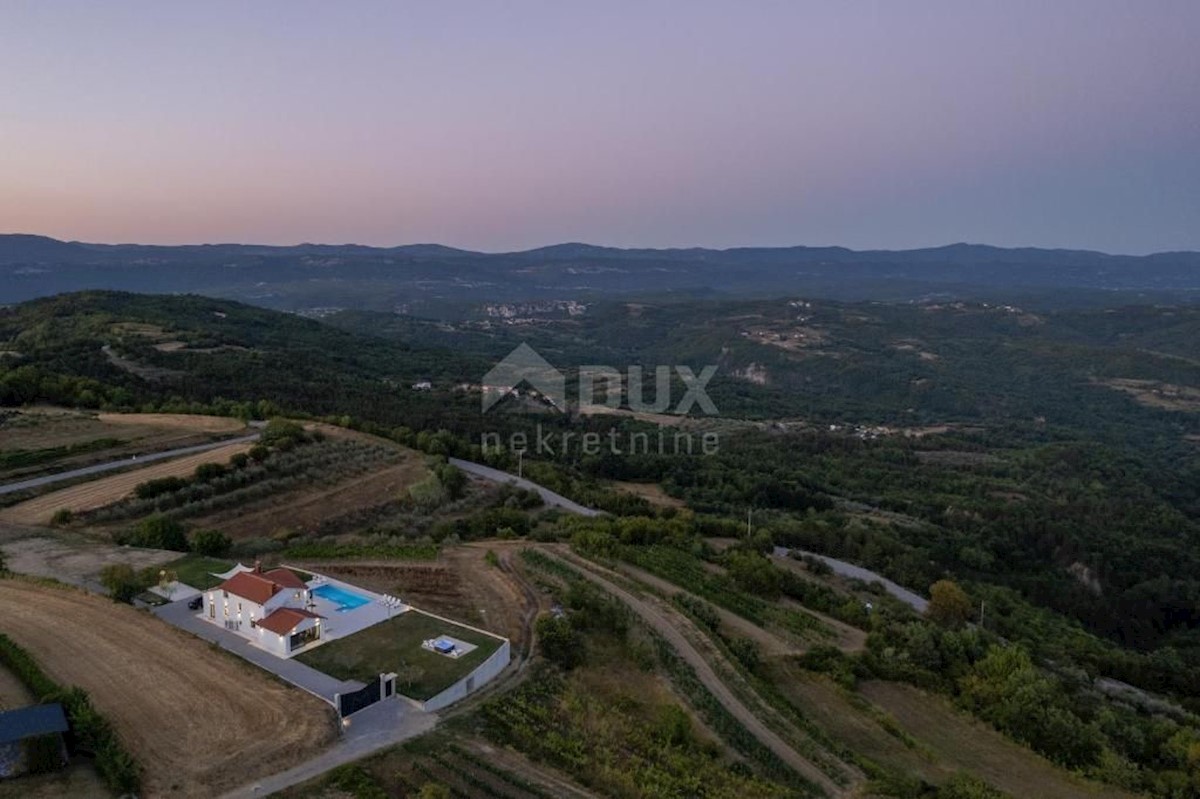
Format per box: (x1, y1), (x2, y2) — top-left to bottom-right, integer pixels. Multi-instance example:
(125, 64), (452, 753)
(203, 563), (323, 657)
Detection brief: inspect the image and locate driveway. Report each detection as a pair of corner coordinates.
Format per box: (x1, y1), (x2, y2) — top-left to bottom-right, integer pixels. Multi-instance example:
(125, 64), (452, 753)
(450, 458), (603, 516)
(154, 598), (363, 703)
(218, 697), (437, 798)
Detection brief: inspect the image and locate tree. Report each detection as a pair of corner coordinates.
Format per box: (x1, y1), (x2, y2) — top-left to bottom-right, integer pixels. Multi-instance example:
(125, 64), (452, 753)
(123, 514), (189, 552)
(434, 462), (467, 499)
(190, 529), (232, 557)
(536, 614), (582, 670)
(408, 474), (447, 512)
(99, 564), (144, 604)
(927, 579), (972, 628)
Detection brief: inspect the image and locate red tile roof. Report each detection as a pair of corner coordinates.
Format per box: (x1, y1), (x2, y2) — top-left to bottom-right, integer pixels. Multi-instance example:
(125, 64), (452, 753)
(262, 568), (307, 590)
(217, 567), (306, 604)
(256, 607), (323, 635)
(218, 571), (278, 604)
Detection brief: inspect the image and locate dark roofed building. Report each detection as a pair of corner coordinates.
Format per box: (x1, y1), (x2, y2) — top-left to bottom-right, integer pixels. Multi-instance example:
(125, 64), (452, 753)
(0, 703), (69, 778)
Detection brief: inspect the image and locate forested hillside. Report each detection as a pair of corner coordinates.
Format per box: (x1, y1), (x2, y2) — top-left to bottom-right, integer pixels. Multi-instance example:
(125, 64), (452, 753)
(4, 289), (1200, 796)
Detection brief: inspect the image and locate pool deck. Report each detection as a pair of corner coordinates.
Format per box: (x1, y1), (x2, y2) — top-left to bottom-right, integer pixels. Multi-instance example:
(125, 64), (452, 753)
(297, 568), (409, 645)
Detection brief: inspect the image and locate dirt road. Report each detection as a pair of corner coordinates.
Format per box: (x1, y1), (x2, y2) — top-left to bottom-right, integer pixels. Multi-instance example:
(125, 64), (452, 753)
(0, 580), (333, 798)
(542, 550), (851, 798)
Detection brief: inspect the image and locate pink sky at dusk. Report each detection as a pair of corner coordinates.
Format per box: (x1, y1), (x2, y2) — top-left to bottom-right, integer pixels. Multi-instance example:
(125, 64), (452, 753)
(1, 1), (1197, 253)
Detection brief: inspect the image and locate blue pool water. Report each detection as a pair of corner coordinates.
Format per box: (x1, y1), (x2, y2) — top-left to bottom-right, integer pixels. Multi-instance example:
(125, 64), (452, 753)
(313, 583), (371, 612)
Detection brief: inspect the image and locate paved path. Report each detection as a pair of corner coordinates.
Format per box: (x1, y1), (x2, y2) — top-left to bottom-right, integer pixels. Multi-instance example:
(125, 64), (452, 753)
(450, 457), (603, 516)
(774, 547), (929, 613)
(548, 550), (848, 797)
(219, 698), (437, 799)
(154, 598), (363, 703)
(0, 432), (261, 496)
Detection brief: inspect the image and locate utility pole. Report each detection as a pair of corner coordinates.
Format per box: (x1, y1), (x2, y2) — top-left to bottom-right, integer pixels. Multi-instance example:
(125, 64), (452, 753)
(746, 507), (753, 538)
(979, 599), (986, 630)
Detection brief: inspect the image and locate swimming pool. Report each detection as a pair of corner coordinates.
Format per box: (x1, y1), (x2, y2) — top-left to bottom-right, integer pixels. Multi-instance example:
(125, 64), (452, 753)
(312, 583), (371, 612)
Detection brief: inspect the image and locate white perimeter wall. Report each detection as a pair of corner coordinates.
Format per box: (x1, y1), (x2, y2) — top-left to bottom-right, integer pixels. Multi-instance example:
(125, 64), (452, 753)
(421, 639), (511, 712)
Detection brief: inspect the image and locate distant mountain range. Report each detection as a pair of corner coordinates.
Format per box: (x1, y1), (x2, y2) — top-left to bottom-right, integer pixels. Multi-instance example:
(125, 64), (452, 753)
(2, 234), (1198, 313)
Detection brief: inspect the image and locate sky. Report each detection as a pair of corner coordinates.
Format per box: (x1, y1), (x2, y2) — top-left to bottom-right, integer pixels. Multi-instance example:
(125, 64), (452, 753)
(1, 1), (1197, 254)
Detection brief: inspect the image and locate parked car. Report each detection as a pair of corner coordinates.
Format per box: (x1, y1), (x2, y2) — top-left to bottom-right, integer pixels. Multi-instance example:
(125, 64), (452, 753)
(188, 596), (203, 610)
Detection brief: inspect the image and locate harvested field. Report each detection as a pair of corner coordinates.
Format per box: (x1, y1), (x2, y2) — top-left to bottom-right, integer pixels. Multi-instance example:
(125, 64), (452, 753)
(0, 408), (249, 481)
(859, 681), (1136, 799)
(0, 580), (334, 798)
(0, 442), (252, 525)
(96, 412), (244, 433)
(0, 535), (178, 590)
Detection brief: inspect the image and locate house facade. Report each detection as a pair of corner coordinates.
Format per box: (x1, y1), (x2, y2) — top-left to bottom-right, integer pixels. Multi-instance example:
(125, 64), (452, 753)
(203, 564), (323, 657)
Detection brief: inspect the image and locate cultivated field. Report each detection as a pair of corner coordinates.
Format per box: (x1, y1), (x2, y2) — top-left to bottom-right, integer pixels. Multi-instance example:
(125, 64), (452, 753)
(0, 441), (253, 525)
(0, 580), (334, 798)
(194, 457), (428, 539)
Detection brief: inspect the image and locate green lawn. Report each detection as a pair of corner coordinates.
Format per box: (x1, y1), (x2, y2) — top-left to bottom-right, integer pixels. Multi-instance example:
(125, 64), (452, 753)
(162, 554), (234, 590)
(295, 610), (503, 700)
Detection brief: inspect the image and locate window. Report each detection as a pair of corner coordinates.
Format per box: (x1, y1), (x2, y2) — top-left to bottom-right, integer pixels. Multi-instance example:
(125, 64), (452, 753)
(237, 602), (242, 612)
(223, 605), (228, 618)
(209, 602), (215, 619)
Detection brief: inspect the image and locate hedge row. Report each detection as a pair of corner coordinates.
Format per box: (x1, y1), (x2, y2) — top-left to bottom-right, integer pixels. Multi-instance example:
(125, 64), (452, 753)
(0, 632), (141, 794)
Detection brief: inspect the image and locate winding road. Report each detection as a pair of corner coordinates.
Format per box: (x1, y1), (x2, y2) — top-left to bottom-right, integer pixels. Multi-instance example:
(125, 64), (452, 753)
(774, 546), (929, 613)
(449, 457), (603, 516)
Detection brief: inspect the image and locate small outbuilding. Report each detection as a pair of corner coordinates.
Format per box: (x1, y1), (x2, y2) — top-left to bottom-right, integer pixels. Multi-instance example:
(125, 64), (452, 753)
(0, 703), (69, 778)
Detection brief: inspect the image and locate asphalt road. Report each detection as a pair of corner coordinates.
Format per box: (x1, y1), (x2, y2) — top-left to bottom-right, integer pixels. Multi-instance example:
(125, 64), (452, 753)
(773, 546), (929, 613)
(0, 433), (261, 496)
(449, 457), (603, 516)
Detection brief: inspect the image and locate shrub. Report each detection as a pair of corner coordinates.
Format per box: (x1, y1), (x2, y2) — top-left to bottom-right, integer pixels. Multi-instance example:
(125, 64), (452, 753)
(190, 529), (232, 557)
(99, 564), (146, 604)
(536, 615), (582, 670)
(116, 514), (189, 552)
(193, 462), (227, 482)
(50, 508), (73, 526)
(134, 476), (188, 500)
